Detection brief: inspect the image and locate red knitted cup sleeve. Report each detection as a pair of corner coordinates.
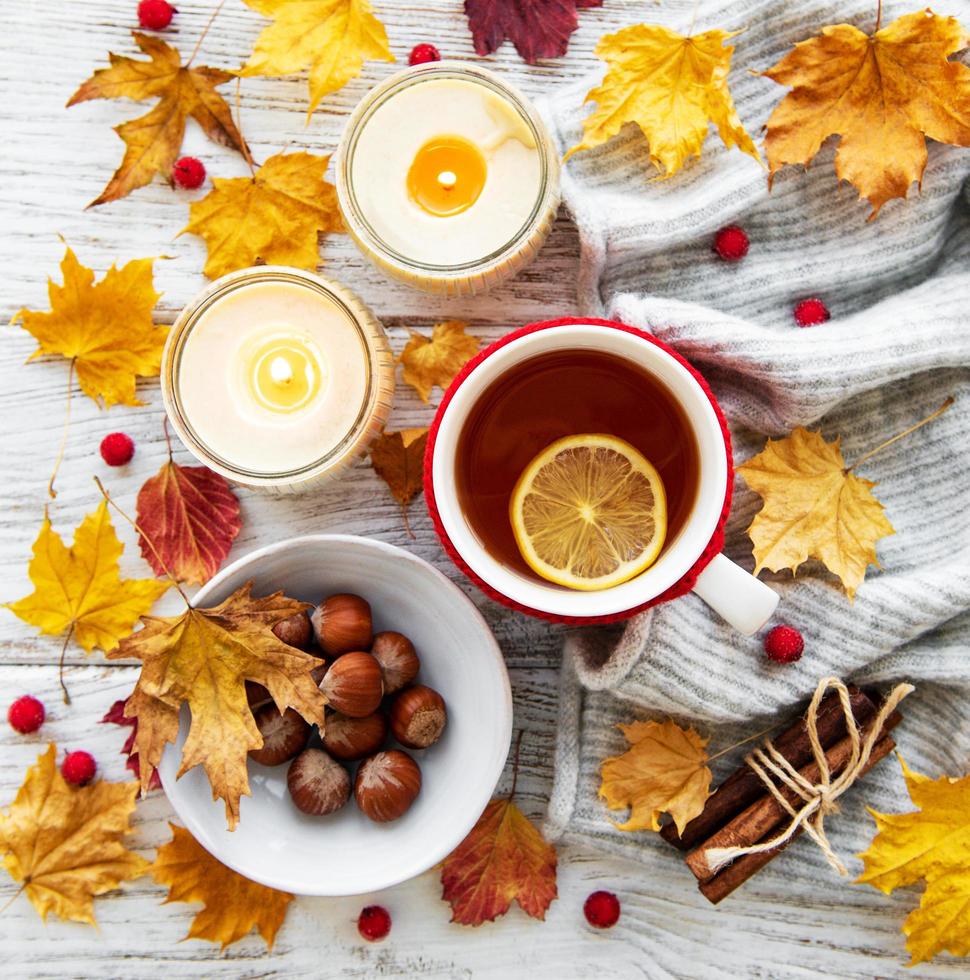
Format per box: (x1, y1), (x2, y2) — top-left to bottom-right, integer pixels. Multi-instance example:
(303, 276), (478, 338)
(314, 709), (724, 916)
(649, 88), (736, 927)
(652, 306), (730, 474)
(423, 317), (733, 625)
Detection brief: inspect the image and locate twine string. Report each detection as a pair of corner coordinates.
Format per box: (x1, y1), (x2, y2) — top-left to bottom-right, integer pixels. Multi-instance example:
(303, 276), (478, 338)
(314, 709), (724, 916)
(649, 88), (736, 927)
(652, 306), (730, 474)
(703, 677), (914, 877)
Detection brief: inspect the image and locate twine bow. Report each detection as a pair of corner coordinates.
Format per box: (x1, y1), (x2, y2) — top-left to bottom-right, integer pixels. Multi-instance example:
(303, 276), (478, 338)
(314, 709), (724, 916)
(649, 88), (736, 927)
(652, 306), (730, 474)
(703, 677), (914, 877)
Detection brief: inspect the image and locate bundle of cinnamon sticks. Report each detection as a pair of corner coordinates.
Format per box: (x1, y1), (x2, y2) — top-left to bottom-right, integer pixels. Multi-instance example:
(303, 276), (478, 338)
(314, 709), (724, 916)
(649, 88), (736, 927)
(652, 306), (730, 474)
(661, 686), (902, 904)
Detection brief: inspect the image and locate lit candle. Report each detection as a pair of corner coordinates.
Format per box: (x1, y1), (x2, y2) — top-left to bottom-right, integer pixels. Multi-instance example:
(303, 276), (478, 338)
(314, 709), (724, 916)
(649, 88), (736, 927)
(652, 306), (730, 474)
(336, 63), (560, 296)
(162, 268), (394, 492)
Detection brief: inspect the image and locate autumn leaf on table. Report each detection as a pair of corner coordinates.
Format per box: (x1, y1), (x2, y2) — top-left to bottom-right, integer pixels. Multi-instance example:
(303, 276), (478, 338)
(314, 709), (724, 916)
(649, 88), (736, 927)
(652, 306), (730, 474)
(857, 757), (970, 965)
(5, 501), (169, 656)
(738, 428), (895, 599)
(182, 151), (343, 279)
(399, 320), (480, 403)
(762, 11), (970, 217)
(152, 824), (292, 949)
(110, 583), (326, 829)
(12, 245), (165, 408)
(599, 719), (712, 833)
(566, 24), (759, 178)
(370, 428), (429, 535)
(136, 436), (241, 585)
(239, 0), (394, 117)
(101, 699), (162, 792)
(464, 0), (602, 64)
(68, 32), (247, 206)
(0, 744), (148, 925)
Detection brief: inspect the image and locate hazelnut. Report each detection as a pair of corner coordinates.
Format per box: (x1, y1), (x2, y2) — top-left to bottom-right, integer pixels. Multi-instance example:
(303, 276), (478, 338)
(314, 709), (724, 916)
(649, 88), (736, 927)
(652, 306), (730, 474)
(371, 631), (420, 695)
(249, 704), (311, 766)
(354, 750), (421, 822)
(388, 685), (447, 749)
(246, 679), (271, 710)
(322, 709), (388, 761)
(320, 651), (383, 718)
(287, 748), (350, 816)
(311, 593), (372, 656)
(310, 659), (329, 686)
(272, 611), (312, 650)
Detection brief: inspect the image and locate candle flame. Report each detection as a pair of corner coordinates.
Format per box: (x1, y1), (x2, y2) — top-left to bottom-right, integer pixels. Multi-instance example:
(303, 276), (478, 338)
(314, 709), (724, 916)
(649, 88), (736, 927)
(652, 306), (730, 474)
(269, 355), (293, 386)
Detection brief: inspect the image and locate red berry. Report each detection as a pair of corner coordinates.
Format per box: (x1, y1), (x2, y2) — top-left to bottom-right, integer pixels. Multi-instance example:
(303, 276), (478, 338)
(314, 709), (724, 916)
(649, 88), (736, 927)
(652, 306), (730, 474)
(138, 0), (176, 30)
(584, 890), (620, 929)
(61, 750), (97, 787)
(713, 225), (749, 262)
(100, 432), (135, 466)
(172, 156), (206, 190)
(793, 297), (830, 327)
(8, 696), (45, 734)
(764, 625), (805, 664)
(409, 43), (441, 66)
(357, 905), (391, 941)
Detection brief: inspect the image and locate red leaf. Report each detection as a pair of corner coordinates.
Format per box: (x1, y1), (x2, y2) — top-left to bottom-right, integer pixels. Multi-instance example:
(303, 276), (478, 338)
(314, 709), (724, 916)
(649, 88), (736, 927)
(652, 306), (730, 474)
(464, 0), (601, 63)
(101, 698), (162, 791)
(136, 460), (241, 585)
(440, 798), (557, 925)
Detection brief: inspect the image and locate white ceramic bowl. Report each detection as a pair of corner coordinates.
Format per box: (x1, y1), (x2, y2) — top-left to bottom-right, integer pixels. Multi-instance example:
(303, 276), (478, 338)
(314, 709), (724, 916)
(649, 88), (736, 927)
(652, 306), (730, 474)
(158, 535), (512, 896)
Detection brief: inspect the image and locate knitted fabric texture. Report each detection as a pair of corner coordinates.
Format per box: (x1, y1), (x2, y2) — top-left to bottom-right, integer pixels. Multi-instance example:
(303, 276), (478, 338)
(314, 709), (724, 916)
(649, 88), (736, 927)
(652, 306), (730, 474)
(538, 0), (970, 973)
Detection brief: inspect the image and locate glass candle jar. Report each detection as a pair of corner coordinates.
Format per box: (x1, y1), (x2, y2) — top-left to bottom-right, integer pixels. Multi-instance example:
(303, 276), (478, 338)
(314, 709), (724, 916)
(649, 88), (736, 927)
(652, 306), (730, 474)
(162, 267), (394, 493)
(336, 63), (561, 296)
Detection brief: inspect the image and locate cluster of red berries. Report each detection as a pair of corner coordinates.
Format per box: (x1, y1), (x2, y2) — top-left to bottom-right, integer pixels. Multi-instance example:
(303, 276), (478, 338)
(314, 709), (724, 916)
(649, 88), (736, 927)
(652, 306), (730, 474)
(712, 226), (829, 327)
(8, 696), (97, 786)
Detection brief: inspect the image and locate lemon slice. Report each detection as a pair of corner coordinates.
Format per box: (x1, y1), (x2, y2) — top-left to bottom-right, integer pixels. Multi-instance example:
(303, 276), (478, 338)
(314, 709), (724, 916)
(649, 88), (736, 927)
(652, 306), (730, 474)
(510, 434), (667, 591)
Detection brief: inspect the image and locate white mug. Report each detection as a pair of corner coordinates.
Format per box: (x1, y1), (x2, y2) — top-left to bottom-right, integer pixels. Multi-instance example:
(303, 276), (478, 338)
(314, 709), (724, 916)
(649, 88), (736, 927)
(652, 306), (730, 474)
(427, 321), (779, 634)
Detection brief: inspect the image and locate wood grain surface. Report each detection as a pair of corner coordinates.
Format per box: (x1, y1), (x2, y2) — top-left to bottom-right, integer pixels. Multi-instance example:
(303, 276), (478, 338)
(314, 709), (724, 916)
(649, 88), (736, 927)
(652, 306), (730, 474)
(0, 1), (965, 977)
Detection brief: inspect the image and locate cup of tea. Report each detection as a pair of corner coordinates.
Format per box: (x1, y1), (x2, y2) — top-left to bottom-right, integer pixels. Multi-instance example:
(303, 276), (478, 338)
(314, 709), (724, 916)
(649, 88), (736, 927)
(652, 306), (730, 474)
(424, 318), (779, 633)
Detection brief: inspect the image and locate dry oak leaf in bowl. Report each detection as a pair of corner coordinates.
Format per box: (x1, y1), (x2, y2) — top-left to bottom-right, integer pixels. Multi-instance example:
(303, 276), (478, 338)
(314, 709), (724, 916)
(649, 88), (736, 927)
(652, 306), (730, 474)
(464, 0), (602, 64)
(110, 583), (326, 830)
(398, 320), (480, 404)
(12, 245), (165, 408)
(566, 23), (760, 177)
(0, 745), (149, 925)
(857, 757), (970, 966)
(152, 823), (293, 949)
(182, 151), (343, 279)
(239, 0), (394, 117)
(599, 718), (712, 834)
(68, 32), (248, 207)
(762, 10), (970, 217)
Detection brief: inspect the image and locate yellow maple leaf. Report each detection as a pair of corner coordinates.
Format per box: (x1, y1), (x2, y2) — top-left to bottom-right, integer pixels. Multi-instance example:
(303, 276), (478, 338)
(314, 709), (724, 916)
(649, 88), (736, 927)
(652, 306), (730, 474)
(152, 824), (293, 948)
(566, 24), (760, 176)
(12, 245), (166, 408)
(110, 583), (326, 829)
(0, 744), (149, 925)
(599, 718), (712, 834)
(738, 428), (895, 599)
(68, 32), (248, 206)
(5, 501), (170, 654)
(857, 757), (970, 965)
(182, 151), (343, 279)
(763, 11), (970, 217)
(398, 321), (479, 404)
(239, 0), (394, 117)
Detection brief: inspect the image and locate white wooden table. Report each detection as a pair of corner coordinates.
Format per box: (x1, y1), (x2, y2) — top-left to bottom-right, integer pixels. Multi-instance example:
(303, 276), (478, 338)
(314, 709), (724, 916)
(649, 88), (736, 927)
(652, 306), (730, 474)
(1, 2), (965, 977)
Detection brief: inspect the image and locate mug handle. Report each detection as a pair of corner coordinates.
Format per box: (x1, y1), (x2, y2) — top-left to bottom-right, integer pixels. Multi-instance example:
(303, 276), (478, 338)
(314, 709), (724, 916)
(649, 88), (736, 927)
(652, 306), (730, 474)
(691, 553), (779, 635)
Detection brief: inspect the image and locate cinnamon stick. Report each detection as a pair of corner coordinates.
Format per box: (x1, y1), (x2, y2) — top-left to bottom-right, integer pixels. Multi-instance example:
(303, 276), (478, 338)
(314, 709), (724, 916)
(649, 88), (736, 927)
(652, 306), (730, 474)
(686, 709), (901, 882)
(662, 687), (877, 851)
(697, 732), (898, 904)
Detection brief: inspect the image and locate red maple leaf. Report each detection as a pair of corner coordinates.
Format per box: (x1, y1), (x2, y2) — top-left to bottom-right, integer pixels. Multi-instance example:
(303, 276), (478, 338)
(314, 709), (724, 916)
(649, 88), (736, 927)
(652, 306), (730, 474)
(464, 0), (602, 64)
(101, 699), (162, 792)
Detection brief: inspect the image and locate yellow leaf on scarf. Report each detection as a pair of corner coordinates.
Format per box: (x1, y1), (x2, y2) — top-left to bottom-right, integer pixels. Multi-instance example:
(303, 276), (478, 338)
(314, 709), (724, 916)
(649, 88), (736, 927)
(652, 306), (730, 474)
(398, 321), (479, 403)
(599, 719), (712, 833)
(239, 0), (394, 117)
(857, 757), (970, 964)
(5, 502), (170, 654)
(763, 11), (970, 217)
(152, 824), (293, 948)
(0, 745), (148, 925)
(12, 246), (165, 408)
(566, 24), (759, 176)
(181, 151), (343, 279)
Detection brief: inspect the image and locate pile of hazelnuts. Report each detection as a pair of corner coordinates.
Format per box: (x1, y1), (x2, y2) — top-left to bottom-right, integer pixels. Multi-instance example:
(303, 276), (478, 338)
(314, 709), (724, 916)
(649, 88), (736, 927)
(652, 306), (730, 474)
(247, 593), (447, 823)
